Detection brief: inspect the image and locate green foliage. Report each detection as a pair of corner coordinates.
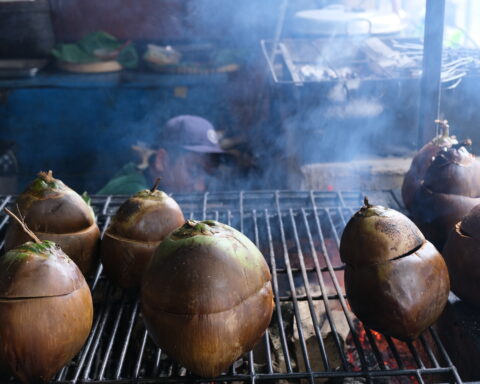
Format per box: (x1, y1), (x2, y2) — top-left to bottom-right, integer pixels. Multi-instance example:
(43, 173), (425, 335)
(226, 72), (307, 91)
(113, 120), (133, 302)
(52, 31), (138, 68)
(81, 191), (91, 206)
(52, 44), (97, 64)
(29, 177), (59, 194)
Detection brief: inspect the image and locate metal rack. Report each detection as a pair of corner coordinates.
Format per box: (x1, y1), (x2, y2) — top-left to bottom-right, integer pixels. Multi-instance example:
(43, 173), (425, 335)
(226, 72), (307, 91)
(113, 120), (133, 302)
(0, 191), (463, 383)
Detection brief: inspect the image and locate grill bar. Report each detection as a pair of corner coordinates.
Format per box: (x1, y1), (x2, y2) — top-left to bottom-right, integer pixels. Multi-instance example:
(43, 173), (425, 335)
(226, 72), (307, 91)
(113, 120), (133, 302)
(364, 328), (387, 370)
(317, 204), (370, 371)
(274, 197), (314, 379)
(407, 341), (425, 369)
(71, 302), (108, 382)
(252, 210), (275, 376)
(0, 191), (464, 383)
(430, 328), (463, 382)
(385, 335), (406, 370)
(82, 289), (115, 380)
(61, 367), (461, 383)
(264, 209), (294, 373)
(300, 207), (349, 371)
(98, 294), (128, 380)
(289, 208), (332, 372)
(419, 334), (440, 367)
(152, 348), (162, 377)
(114, 300), (139, 379)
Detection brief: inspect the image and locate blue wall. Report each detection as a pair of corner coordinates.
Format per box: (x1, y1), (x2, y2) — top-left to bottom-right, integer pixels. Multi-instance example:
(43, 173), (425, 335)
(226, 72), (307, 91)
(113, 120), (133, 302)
(0, 72), (229, 193)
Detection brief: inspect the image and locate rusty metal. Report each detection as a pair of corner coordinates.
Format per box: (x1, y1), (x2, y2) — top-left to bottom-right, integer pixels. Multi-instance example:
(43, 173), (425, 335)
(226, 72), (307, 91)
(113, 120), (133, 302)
(0, 191), (464, 383)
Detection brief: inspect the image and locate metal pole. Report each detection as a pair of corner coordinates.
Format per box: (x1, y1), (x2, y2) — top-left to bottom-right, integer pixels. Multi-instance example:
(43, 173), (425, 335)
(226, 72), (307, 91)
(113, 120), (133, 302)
(270, 0), (289, 63)
(418, 0), (446, 146)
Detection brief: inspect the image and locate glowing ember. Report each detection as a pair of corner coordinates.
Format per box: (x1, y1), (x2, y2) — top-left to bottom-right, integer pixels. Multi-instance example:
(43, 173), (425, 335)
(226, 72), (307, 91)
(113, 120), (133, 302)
(345, 319), (439, 383)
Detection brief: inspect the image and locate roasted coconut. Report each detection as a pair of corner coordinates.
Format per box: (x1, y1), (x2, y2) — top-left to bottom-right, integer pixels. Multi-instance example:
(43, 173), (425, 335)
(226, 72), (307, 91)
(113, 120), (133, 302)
(141, 220), (274, 378)
(408, 138), (480, 250)
(340, 198), (450, 341)
(0, 209), (93, 384)
(402, 120), (458, 211)
(4, 171), (100, 274)
(402, 120), (480, 250)
(443, 204), (480, 307)
(100, 180), (185, 288)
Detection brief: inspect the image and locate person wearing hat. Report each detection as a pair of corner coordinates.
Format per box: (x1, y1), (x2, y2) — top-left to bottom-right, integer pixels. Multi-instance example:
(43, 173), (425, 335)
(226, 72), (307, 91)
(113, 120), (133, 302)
(97, 115), (225, 194)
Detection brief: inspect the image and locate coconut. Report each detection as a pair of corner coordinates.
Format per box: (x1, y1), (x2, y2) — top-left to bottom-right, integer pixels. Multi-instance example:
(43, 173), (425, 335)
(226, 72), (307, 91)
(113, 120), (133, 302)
(402, 120), (457, 210)
(100, 179), (185, 288)
(443, 204), (480, 308)
(340, 198), (450, 341)
(409, 141), (480, 249)
(141, 220), (274, 377)
(0, 209), (93, 383)
(4, 171), (100, 274)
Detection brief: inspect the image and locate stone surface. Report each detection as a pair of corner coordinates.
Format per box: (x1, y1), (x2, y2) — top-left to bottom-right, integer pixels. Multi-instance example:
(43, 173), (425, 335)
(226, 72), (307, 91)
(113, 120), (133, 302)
(301, 157), (412, 191)
(293, 301), (350, 375)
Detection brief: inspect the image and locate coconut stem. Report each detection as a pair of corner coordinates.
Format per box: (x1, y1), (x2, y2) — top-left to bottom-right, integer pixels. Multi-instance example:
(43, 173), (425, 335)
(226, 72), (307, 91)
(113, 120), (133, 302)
(38, 170), (54, 183)
(186, 219), (196, 227)
(435, 119), (449, 137)
(150, 178), (161, 192)
(4, 208), (41, 244)
(363, 196), (372, 208)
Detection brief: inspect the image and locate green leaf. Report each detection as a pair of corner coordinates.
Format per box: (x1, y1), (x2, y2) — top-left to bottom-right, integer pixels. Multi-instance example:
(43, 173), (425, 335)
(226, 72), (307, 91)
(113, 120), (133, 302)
(82, 191), (97, 222)
(52, 31), (138, 68)
(79, 31), (121, 54)
(51, 44), (99, 64)
(81, 191), (92, 206)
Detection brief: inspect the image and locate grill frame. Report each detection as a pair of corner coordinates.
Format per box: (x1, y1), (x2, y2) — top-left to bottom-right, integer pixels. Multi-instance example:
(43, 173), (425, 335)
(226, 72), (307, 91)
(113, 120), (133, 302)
(0, 190), (464, 383)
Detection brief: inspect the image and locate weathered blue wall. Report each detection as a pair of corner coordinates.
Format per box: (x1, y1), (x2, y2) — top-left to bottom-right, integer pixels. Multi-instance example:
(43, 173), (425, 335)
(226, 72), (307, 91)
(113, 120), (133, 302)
(0, 72), (230, 193)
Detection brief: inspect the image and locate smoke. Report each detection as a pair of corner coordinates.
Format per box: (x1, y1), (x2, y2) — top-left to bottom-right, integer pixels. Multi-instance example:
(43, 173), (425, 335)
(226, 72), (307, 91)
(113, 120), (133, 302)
(5, 0), (474, 195)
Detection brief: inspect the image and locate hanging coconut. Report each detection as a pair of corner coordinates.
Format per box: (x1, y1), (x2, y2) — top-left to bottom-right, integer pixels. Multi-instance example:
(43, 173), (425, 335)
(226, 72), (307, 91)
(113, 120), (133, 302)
(402, 120), (457, 211)
(409, 138), (480, 250)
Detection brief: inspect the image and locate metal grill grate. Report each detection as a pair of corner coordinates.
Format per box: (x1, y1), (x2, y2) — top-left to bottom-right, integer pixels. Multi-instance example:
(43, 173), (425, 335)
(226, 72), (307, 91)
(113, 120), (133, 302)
(0, 191), (463, 383)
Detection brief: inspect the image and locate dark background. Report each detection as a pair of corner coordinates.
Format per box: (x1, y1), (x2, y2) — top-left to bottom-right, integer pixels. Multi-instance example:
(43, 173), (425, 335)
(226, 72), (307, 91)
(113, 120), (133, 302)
(1, 0), (480, 193)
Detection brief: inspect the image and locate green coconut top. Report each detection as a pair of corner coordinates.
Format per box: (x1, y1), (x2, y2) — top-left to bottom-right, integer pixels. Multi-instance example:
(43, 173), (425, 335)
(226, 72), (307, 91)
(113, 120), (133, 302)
(13, 171), (96, 234)
(164, 220), (264, 270)
(142, 220), (272, 315)
(107, 179), (184, 242)
(28, 170), (68, 197)
(6, 239), (58, 259)
(0, 209), (86, 298)
(132, 178), (168, 201)
(134, 179), (170, 201)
